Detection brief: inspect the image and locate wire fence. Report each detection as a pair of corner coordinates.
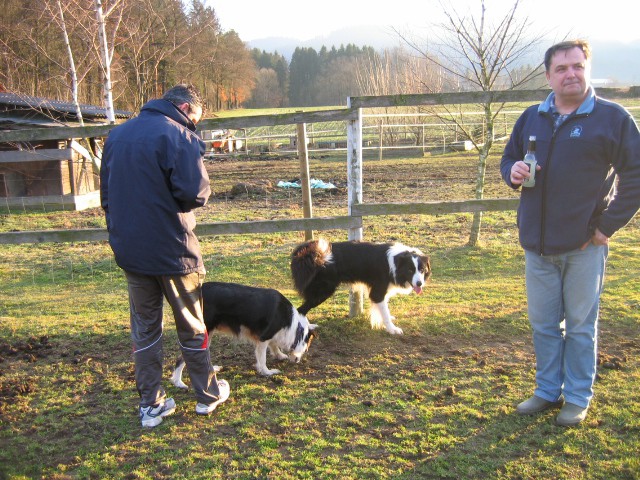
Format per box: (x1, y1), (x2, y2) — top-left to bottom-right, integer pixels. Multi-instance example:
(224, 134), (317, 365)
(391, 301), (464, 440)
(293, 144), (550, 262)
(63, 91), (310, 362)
(201, 110), (523, 158)
(202, 106), (640, 158)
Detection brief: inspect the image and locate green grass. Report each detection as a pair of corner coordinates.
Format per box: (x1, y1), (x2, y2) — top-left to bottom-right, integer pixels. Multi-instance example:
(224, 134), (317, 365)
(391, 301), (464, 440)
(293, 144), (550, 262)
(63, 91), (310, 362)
(0, 153), (639, 479)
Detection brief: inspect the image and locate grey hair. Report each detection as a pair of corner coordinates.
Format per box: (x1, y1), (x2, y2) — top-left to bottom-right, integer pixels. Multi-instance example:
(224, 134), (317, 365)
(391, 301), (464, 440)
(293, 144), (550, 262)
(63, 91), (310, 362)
(162, 84), (204, 111)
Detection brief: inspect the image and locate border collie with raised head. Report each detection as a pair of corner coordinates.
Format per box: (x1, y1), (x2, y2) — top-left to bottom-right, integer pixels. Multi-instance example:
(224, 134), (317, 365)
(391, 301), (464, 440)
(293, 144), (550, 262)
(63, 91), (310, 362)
(290, 239), (431, 335)
(170, 282), (317, 386)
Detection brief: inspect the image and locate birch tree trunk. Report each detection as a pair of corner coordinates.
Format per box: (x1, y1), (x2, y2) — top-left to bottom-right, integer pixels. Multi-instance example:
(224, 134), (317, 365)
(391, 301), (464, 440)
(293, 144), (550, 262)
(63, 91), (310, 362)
(56, 0), (83, 126)
(94, 0), (115, 123)
(468, 104), (494, 246)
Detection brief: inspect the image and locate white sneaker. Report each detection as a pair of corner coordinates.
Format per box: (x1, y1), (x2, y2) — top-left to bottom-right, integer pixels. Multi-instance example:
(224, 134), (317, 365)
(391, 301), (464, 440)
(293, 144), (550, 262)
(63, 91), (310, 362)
(139, 397), (176, 428)
(195, 380), (230, 415)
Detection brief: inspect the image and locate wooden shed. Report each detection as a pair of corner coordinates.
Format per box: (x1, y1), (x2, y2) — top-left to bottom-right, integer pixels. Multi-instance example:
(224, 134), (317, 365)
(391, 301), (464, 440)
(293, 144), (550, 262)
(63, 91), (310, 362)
(0, 92), (131, 211)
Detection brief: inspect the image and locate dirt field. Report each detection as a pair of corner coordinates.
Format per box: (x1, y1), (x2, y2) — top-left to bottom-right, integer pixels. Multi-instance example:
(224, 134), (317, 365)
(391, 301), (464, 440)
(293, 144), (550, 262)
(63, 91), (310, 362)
(195, 149), (516, 223)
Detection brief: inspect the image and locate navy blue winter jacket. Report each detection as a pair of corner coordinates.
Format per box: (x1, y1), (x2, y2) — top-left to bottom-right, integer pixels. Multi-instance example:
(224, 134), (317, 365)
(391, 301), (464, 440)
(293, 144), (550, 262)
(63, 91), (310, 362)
(501, 89), (640, 255)
(100, 99), (211, 275)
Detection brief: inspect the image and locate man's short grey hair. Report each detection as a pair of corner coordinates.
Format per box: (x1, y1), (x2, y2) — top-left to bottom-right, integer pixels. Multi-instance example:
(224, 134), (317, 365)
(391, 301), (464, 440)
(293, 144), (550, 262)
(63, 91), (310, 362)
(162, 84), (204, 111)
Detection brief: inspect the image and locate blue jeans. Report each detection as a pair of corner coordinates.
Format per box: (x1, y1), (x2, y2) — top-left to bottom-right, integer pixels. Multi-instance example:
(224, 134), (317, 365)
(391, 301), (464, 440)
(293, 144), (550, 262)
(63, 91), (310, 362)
(524, 244), (608, 408)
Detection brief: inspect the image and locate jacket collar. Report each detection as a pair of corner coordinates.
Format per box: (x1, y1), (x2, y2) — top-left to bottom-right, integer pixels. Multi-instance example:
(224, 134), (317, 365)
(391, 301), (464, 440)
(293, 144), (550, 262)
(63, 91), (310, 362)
(140, 99), (197, 131)
(538, 86), (596, 115)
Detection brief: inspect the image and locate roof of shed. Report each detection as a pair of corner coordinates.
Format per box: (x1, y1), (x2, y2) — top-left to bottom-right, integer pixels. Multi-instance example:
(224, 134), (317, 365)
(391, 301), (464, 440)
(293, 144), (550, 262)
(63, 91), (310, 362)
(0, 92), (132, 123)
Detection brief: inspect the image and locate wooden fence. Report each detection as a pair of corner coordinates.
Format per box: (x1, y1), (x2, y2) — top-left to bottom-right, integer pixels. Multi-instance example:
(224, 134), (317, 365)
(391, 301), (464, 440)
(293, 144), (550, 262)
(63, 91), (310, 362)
(1, 86), (638, 247)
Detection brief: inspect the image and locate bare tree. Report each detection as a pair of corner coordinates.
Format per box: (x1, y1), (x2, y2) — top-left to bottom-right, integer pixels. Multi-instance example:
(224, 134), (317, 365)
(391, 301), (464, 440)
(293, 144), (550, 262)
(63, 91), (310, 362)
(181, 0), (221, 109)
(316, 56), (365, 106)
(53, 0), (84, 124)
(22, 1), (96, 102)
(248, 68), (284, 108)
(208, 30), (256, 110)
(398, 0), (546, 246)
(94, 0), (124, 124)
(356, 46), (447, 150)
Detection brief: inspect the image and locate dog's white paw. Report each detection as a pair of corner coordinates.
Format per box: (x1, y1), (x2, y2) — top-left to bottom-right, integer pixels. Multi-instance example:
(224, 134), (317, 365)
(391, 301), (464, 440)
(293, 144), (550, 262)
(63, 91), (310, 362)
(258, 368), (281, 376)
(273, 351), (288, 361)
(170, 365), (221, 390)
(170, 374), (189, 390)
(387, 325), (404, 335)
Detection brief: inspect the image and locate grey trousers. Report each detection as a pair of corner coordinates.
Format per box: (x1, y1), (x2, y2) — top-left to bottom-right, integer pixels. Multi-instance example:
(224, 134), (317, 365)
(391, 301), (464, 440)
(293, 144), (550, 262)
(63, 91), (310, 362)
(125, 271), (222, 407)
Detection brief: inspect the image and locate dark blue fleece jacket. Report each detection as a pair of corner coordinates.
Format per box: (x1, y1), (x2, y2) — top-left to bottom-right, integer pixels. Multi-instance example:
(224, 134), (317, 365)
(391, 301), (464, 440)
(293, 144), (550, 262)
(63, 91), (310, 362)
(100, 99), (211, 275)
(501, 89), (640, 255)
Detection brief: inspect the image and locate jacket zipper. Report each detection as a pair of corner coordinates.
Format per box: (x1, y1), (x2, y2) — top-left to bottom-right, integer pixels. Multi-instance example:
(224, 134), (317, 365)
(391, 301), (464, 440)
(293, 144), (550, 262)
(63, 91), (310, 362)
(538, 111), (589, 255)
(540, 126), (554, 255)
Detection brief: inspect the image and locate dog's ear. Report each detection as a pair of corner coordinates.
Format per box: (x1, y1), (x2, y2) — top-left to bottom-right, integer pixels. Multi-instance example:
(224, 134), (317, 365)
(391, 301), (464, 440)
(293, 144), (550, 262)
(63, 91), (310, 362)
(393, 250), (413, 269)
(422, 255), (432, 278)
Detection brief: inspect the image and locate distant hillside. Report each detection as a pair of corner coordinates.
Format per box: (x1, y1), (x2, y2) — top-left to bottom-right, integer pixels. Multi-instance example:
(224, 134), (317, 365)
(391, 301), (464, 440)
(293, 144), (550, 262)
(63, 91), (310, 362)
(248, 27), (640, 86)
(589, 40), (640, 85)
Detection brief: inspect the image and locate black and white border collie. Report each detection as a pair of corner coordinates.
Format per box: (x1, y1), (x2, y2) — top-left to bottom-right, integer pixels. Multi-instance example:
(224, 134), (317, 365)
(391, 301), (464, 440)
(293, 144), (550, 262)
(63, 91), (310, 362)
(290, 239), (431, 335)
(170, 282), (317, 385)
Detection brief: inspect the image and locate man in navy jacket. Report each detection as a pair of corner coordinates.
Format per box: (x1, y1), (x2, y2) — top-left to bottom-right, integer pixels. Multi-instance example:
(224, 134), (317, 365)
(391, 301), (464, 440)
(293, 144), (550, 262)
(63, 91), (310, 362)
(101, 84), (229, 427)
(501, 40), (640, 426)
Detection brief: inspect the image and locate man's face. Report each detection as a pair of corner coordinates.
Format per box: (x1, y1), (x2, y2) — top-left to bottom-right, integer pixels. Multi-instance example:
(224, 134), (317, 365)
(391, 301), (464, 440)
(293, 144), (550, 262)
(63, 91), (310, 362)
(546, 47), (591, 104)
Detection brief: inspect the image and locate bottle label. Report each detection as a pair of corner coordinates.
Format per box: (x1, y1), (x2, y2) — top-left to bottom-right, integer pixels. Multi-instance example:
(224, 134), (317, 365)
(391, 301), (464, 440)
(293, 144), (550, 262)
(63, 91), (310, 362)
(522, 159), (536, 187)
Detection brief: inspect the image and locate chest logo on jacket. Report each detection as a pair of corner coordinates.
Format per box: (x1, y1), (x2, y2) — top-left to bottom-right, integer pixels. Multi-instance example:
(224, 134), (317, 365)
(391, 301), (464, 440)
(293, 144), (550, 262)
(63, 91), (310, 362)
(570, 125), (583, 138)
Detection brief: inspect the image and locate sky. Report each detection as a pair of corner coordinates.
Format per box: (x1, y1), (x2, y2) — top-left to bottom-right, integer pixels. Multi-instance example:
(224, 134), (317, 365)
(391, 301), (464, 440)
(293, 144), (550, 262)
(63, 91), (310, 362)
(210, 0), (639, 44)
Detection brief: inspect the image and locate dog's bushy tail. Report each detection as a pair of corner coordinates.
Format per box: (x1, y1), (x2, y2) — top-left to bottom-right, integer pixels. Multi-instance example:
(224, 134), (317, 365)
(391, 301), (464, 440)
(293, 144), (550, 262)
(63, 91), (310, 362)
(290, 238), (331, 294)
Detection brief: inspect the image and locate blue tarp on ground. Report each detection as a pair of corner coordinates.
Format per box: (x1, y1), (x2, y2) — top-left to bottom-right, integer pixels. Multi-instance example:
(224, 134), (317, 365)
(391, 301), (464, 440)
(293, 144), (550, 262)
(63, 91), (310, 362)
(277, 179), (336, 189)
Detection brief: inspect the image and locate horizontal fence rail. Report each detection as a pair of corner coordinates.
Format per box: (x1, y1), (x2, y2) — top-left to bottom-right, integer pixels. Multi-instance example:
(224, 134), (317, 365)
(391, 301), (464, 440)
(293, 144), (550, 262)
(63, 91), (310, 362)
(0, 216), (363, 244)
(0, 124), (115, 144)
(351, 198), (520, 216)
(0, 199), (524, 244)
(0, 148), (74, 163)
(0, 109), (356, 144)
(347, 87), (640, 109)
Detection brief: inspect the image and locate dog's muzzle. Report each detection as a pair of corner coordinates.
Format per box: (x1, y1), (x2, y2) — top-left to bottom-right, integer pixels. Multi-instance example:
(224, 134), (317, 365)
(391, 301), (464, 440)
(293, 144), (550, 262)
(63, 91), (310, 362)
(289, 353), (302, 363)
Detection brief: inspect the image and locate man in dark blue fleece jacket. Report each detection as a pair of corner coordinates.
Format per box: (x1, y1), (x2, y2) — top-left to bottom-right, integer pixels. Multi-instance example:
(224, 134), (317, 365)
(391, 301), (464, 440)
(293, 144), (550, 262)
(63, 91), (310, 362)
(501, 40), (640, 426)
(101, 84), (229, 427)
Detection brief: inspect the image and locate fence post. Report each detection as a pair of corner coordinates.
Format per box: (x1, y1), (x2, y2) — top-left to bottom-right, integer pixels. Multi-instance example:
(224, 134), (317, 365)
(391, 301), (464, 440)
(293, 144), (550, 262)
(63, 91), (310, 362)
(378, 122), (383, 161)
(242, 128), (249, 155)
(296, 120), (313, 241)
(346, 98), (364, 316)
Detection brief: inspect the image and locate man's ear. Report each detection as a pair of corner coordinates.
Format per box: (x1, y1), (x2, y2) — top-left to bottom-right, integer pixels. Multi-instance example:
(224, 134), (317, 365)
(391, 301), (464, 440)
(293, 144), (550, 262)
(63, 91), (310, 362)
(176, 102), (190, 116)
